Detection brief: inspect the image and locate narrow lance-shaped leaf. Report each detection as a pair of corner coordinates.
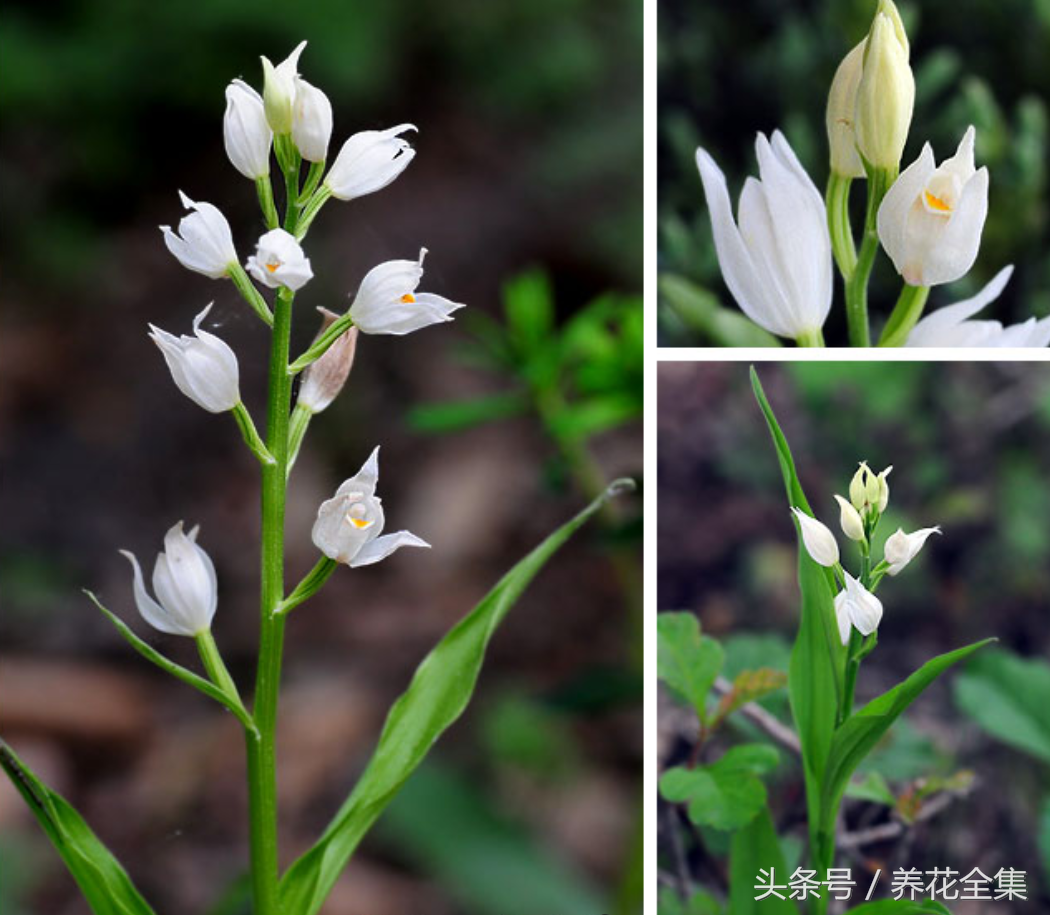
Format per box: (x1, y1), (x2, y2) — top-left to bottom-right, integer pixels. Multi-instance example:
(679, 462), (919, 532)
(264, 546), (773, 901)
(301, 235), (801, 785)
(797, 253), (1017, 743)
(278, 479), (635, 915)
(821, 639), (995, 818)
(0, 741), (157, 915)
(729, 802), (799, 915)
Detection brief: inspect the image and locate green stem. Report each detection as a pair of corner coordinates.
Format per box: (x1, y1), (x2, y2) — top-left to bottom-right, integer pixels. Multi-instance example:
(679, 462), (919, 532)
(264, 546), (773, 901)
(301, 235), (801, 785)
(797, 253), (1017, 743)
(228, 263), (274, 327)
(245, 284), (295, 915)
(844, 166), (895, 348)
(276, 556), (337, 615)
(256, 176), (280, 230)
(299, 161), (325, 203)
(195, 629), (243, 707)
(295, 186), (333, 241)
(289, 311), (354, 374)
(233, 402), (276, 466)
(795, 328), (825, 348)
(286, 401), (313, 478)
(877, 284), (930, 347)
(826, 173), (857, 280)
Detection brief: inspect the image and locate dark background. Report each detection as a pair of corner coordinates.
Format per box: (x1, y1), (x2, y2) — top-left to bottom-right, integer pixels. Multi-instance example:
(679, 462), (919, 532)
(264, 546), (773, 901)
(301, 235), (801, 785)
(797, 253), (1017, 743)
(658, 361), (1050, 911)
(0, 1), (642, 913)
(658, 0), (1050, 346)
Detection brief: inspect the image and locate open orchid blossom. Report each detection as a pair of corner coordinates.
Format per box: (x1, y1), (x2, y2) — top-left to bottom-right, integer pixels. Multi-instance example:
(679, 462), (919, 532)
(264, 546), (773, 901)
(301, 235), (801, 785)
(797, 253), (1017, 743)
(905, 266), (1050, 347)
(120, 522), (217, 637)
(246, 228), (313, 291)
(790, 507), (840, 567)
(349, 249), (464, 335)
(312, 448), (430, 567)
(884, 526), (941, 576)
(878, 126), (989, 287)
(834, 572), (883, 646)
(149, 304), (240, 413)
(160, 192), (239, 279)
(224, 80), (272, 179)
(323, 124), (417, 201)
(696, 131), (832, 344)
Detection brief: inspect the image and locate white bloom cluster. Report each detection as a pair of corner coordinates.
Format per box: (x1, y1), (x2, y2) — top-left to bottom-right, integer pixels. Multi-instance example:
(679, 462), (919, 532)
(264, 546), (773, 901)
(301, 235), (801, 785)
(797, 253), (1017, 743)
(792, 463), (940, 646)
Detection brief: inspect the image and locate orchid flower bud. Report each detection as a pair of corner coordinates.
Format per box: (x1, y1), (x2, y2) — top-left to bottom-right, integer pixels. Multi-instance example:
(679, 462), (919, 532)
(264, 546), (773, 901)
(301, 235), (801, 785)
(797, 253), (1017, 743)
(695, 131), (832, 343)
(349, 249), (464, 335)
(312, 447), (430, 566)
(298, 308), (358, 413)
(323, 124), (417, 201)
(906, 266), (1050, 347)
(834, 572), (883, 646)
(834, 495), (866, 541)
(855, 0), (914, 171)
(884, 526), (941, 576)
(826, 41), (866, 178)
(160, 192), (239, 279)
(878, 126), (990, 287)
(291, 77), (333, 163)
(119, 522), (217, 636)
(790, 508), (840, 567)
(148, 304), (240, 413)
(224, 79), (272, 179)
(261, 40), (306, 134)
(849, 462), (870, 513)
(246, 228), (313, 291)
(876, 466), (893, 513)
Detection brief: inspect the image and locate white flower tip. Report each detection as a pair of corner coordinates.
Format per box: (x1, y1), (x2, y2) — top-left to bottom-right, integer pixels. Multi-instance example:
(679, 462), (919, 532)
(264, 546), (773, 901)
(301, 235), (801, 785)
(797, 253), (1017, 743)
(192, 303), (215, 332)
(178, 190), (194, 210)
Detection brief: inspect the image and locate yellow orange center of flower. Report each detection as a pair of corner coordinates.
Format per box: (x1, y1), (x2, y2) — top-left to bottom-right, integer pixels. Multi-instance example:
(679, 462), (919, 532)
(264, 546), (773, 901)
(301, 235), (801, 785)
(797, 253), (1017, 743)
(346, 501), (373, 530)
(924, 191), (952, 213)
(265, 261), (281, 273)
(401, 293), (416, 303)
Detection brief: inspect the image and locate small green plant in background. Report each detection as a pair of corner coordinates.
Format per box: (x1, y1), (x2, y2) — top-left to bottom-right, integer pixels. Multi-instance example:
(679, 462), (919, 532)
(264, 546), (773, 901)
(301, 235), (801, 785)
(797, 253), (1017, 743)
(658, 368), (999, 914)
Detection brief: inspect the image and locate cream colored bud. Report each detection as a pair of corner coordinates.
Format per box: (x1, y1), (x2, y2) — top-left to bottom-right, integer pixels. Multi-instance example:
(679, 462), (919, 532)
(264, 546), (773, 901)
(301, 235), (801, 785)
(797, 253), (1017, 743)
(826, 41), (865, 178)
(791, 508), (840, 567)
(834, 495), (866, 541)
(849, 462), (872, 513)
(855, 5), (914, 171)
(298, 309), (359, 413)
(876, 466), (893, 512)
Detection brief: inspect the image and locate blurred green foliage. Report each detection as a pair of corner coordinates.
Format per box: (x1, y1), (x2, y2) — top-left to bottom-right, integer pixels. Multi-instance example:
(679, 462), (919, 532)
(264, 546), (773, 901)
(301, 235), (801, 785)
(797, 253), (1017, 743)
(658, 0), (1050, 345)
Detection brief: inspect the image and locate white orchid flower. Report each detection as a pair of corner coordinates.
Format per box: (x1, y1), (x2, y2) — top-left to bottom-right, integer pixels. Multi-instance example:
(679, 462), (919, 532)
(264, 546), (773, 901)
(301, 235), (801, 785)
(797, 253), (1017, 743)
(349, 249), (464, 335)
(291, 77), (333, 163)
(834, 572), (883, 645)
(877, 126), (989, 287)
(160, 192), (239, 279)
(884, 526), (941, 576)
(833, 495), (865, 542)
(791, 508), (840, 567)
(246, 228), (313, 291)
(223, 79), (272, 179)
(854, 1), (913, 171)
(120, 522), (217, 636)
(323, 124), (417, 201)
(695, 131), (832, 344)
(826, 40), (866, 178)
(312, 447), (430, 566)
(261, 40), (306, 134)
(149, 304), (240, 413)
(906, 266), (1050, 347)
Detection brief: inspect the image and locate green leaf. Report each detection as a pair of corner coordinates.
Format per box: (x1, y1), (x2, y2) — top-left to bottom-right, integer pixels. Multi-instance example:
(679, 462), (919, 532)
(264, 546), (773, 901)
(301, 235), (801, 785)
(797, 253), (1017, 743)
(821, 640), (995, 819)
(660, 744), (779, 831)
(728, 803), (798, 915)
(751, 368), (841, 835)
(712, 668), (788, 724)
(845, 771), (896, 807)
(406, 391), (530, 434)
(659, 887), (725, 915)
(503, 269), (554, 350)
(660, 274), (782, 348)
(0, 741), (156, 915)
(952, 647), (1050, 764)
(1039, 795), (1050, 884)
(657, 611), (724, 722)
(85, 590), (256, 736)
(278, 479), (634, 915)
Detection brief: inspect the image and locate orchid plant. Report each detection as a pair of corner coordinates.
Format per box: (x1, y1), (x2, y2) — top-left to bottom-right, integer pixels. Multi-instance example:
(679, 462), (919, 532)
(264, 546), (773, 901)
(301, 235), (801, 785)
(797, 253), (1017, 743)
(0, 41), (632, 915)
(658, 369), (995, 915)
(694, 0), (1050, 348)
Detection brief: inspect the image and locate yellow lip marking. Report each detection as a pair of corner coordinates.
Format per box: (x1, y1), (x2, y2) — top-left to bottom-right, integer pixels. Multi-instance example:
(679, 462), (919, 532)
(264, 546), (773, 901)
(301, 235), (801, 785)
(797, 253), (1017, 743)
(348, 517), (372, 529)
(401, 293), (416, 303)
(924, 191), (952, 213)
(266, 261), (280, 273)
